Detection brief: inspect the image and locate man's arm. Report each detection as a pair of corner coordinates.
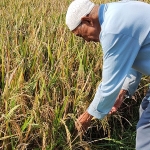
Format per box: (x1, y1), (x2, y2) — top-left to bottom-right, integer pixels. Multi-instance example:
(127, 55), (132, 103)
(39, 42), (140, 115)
(110, 68), (142, 114)
(76, 69), (142, 132)
(109, 89), (127, 114)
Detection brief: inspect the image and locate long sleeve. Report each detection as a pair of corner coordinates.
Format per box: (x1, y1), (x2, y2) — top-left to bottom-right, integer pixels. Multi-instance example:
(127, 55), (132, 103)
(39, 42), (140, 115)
(87, 33), (141, 119)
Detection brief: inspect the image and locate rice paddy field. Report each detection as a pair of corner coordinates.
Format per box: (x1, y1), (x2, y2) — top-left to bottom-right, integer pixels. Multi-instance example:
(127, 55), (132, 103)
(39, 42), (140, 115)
(0, 0), (150, 149)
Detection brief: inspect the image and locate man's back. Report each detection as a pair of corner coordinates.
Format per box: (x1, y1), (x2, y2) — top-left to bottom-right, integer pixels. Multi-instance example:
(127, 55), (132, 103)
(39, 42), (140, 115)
(99, 1), (150, 75)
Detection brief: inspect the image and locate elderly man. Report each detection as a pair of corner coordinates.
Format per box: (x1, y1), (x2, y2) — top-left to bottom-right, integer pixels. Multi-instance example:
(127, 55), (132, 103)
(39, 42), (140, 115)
(66, 0), (150, 149)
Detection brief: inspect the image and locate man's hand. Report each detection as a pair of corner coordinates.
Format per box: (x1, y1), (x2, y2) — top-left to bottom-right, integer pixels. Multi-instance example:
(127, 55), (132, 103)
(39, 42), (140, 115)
(75, 90), (127, 134)
(109, 89), (127, 114)
(75, 111), (93, 134)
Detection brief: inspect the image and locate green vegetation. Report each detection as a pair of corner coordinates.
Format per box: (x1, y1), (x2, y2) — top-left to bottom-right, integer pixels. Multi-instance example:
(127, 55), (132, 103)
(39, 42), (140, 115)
(0, 0), (150, 149)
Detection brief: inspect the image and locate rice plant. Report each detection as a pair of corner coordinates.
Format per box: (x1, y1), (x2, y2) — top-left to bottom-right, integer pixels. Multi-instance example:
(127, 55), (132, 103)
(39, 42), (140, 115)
(0, 0), (150, 150)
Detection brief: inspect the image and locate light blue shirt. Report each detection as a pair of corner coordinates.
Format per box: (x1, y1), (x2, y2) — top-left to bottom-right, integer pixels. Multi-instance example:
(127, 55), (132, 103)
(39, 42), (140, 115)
(87, 1), (150, 119)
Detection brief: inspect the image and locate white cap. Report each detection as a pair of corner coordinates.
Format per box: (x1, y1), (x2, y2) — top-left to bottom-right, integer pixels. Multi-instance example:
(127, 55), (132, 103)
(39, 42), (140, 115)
(66, 0), (95, 31)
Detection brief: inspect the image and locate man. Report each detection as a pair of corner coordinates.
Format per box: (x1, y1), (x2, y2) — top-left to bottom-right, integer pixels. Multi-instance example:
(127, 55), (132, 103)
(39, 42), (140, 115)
(66, 0), (150, 149)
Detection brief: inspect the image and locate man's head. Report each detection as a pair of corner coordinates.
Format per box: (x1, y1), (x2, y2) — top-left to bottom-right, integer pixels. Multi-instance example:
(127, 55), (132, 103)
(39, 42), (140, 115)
(66, 0), (100, 42)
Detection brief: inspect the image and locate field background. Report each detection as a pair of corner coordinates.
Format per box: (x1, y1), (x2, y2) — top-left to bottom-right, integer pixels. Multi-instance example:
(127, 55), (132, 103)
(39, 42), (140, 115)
(0, 0), (150, 149)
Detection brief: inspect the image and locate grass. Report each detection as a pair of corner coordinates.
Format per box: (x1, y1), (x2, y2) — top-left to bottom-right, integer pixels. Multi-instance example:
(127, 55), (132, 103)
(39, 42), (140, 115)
(0, 0), (150, 149)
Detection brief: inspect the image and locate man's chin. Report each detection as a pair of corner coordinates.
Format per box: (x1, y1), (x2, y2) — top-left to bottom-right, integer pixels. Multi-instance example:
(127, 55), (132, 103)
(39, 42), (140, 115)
(93, 39), (100, 42)
(86, 38), (99, 43)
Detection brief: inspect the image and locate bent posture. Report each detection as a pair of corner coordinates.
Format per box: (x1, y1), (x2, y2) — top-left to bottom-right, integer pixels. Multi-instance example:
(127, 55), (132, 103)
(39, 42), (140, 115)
(66, 0), (150, 149)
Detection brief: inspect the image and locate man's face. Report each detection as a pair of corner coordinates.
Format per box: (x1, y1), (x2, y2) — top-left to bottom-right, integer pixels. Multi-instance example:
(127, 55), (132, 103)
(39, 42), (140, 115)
(72, 21), (100, 42)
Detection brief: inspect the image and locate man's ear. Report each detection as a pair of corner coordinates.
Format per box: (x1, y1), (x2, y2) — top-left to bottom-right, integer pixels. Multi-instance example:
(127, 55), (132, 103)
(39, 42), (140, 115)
(81, 16), (94, 26)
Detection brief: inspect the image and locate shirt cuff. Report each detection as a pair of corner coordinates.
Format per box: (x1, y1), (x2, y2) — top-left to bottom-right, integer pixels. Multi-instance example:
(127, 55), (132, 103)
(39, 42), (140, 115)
(87, 104), (107, 119)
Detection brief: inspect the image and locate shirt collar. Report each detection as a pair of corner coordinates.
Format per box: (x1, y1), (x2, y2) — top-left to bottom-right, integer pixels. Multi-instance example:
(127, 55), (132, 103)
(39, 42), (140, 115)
(98, 4), (108, 25)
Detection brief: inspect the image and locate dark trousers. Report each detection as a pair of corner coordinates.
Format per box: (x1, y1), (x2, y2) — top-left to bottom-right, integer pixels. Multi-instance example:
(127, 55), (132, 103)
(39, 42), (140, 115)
(136, 88), (150, 150)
